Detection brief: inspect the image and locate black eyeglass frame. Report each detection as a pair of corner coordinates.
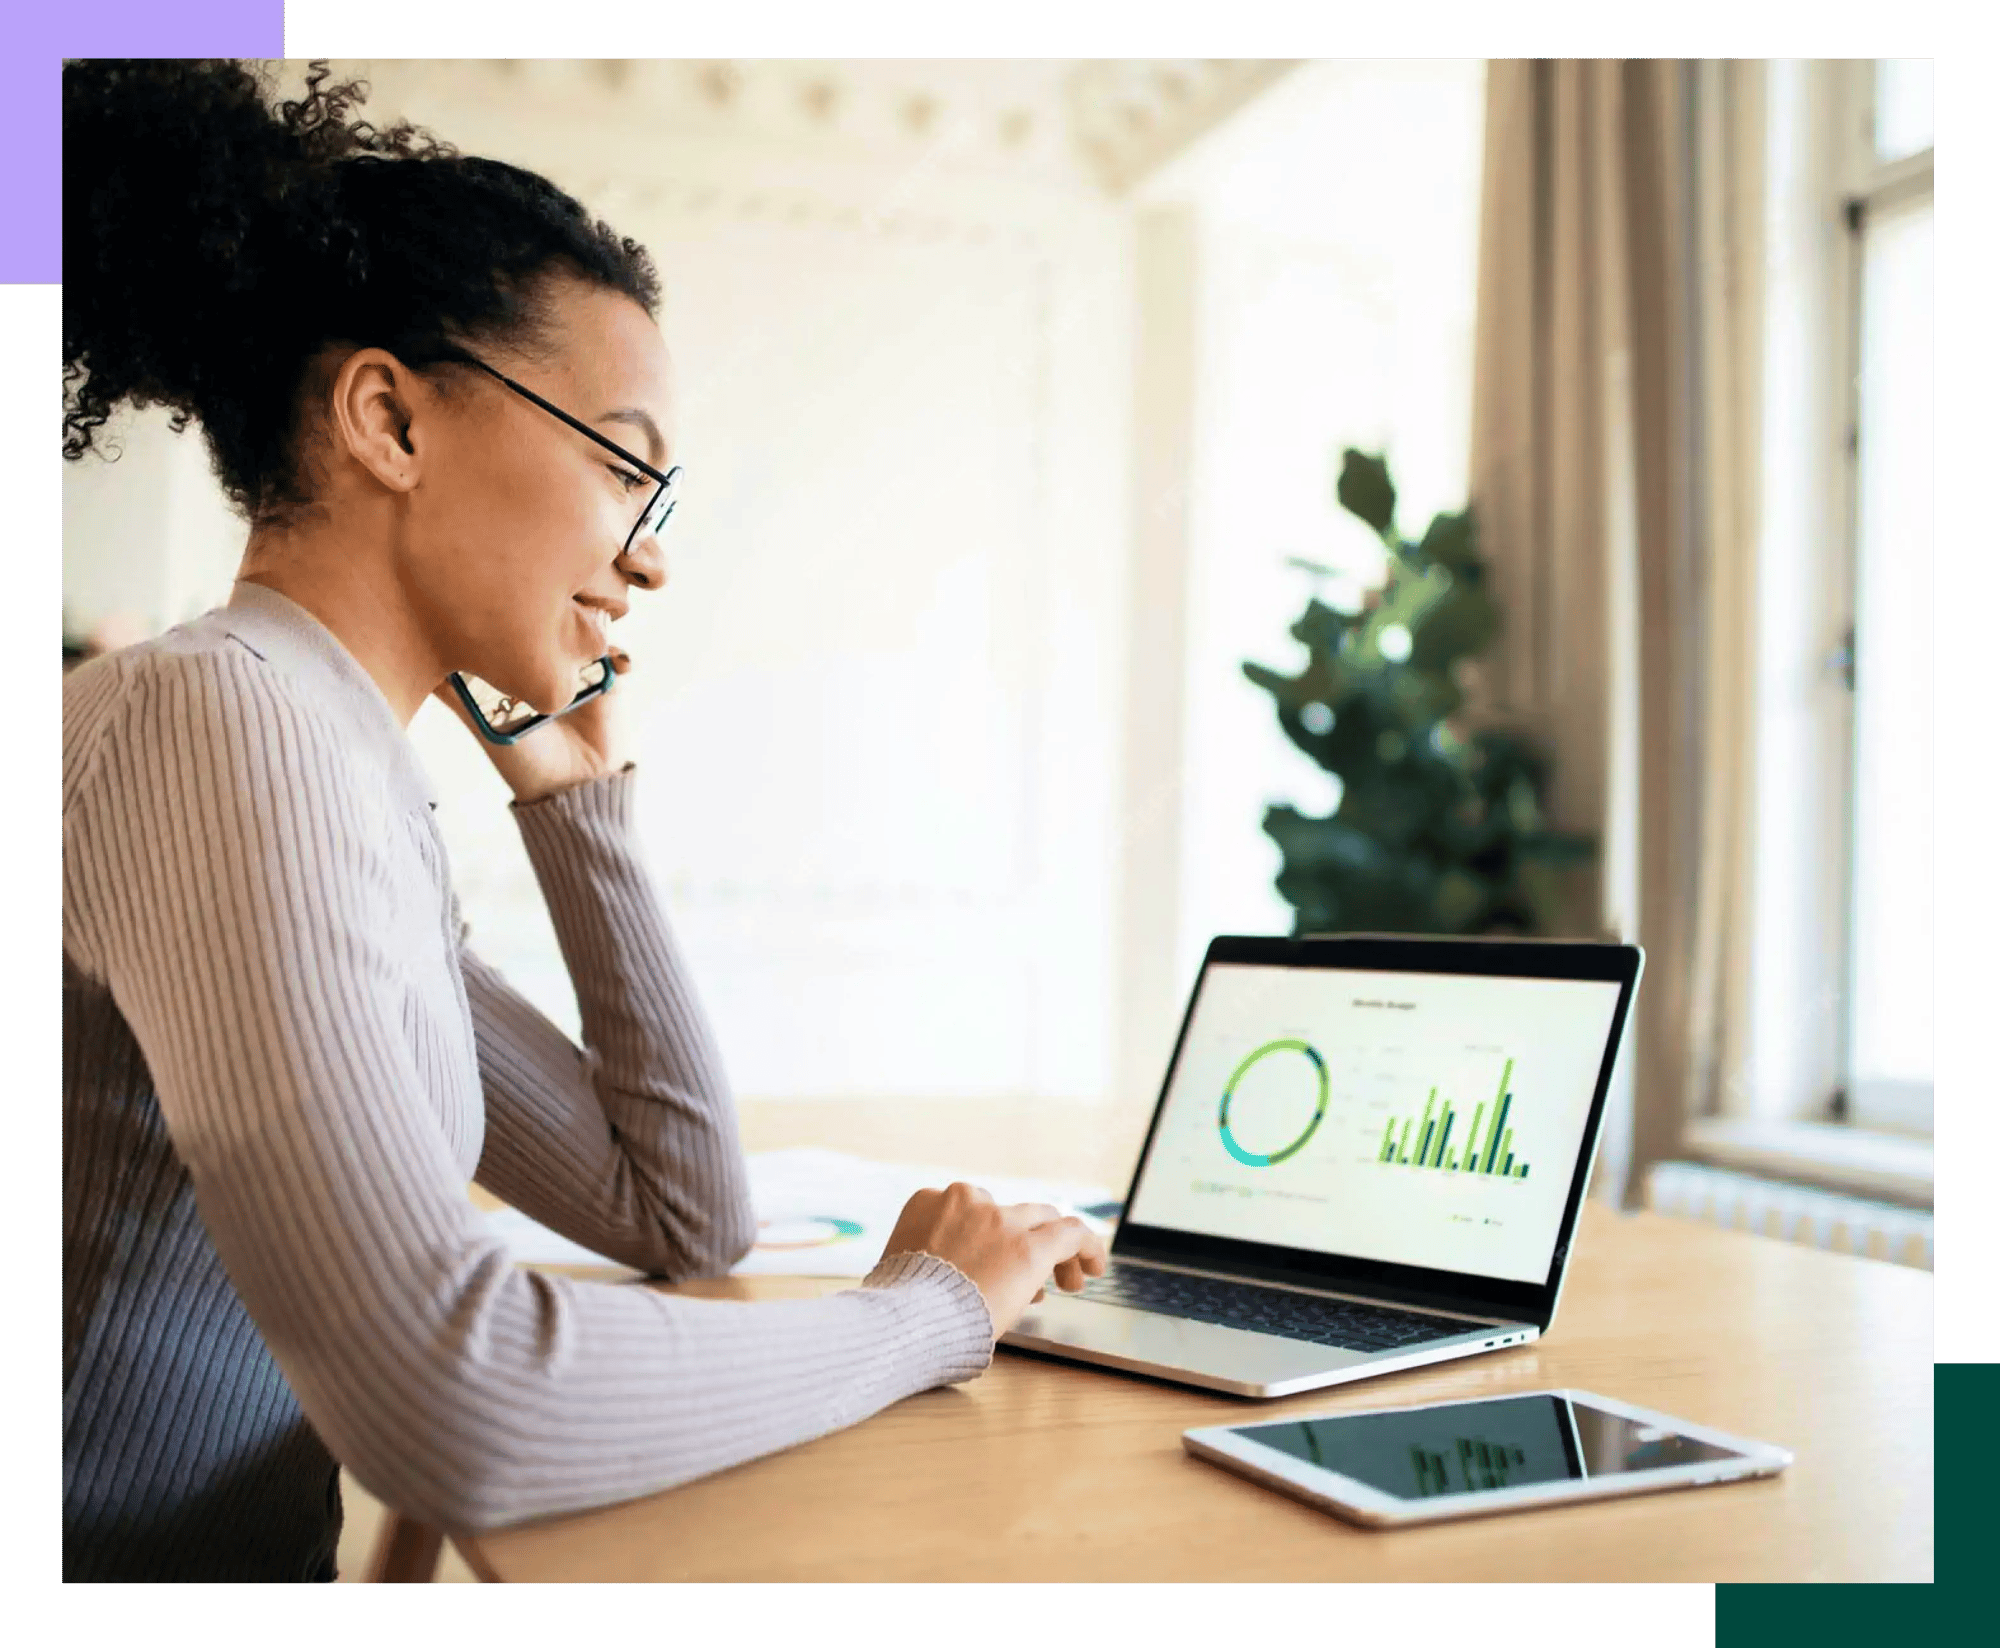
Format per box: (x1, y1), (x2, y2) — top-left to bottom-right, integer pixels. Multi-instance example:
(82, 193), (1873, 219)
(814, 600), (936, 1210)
(439, 349), (680, 553)
(432, 347), (680, 745)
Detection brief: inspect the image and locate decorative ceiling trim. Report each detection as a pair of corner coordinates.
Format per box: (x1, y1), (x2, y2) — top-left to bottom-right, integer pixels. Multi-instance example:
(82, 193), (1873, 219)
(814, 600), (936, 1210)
(575, 175), (1053, 254)
(383, 59), (1081, 181)
(1065, 60), (1305, 193)
(332, 59), (1302, 199)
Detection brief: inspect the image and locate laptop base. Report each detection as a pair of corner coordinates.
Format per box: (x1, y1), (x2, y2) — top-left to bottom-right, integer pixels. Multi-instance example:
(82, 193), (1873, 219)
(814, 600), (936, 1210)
(1000, 1295), (1539, 1399)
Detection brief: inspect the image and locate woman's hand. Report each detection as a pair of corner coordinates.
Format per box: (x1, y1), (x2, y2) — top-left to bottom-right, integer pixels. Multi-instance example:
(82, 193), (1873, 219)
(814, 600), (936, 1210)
(880, 1182), (1109, 1339)
(435, 648), (633, 806)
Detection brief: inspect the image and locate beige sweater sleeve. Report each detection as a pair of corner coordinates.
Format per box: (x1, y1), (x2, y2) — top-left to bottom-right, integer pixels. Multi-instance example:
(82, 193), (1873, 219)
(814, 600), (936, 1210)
(458, 767), (757, 1277)
(63, 645), (993, 1535)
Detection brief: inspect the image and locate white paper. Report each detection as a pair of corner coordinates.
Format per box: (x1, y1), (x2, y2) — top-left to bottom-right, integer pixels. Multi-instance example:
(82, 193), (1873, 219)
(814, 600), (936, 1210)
(482, 1148), (1118, 1280)
(481, 1205), (642, 1273)
(731, 1148), (1119, 1278)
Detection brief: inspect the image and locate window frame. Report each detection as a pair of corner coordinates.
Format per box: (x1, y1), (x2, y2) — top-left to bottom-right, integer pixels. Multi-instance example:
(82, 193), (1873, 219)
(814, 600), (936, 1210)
(1827, 58), (1934, 1136)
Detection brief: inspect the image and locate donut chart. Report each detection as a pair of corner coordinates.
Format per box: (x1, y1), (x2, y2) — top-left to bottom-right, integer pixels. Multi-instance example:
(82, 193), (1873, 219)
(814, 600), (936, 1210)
(1217, 1039), (1329, 1167)
(754, 1216), (866, 1252)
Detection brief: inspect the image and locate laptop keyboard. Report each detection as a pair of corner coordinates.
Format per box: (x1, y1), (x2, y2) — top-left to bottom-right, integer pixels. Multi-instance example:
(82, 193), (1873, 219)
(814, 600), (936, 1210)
(1078, 1264), (1467, 1354)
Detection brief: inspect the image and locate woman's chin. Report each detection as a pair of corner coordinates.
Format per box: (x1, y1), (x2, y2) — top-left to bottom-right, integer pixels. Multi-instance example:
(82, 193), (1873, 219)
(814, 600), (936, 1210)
(474, 647), (594, 717)
(532, 657), (600, 715)
(524, 678), (576, 717)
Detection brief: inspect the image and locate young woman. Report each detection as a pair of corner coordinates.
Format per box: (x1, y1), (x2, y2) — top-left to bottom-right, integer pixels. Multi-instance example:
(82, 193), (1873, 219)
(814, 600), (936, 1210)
(61, 60), (1105, 1582)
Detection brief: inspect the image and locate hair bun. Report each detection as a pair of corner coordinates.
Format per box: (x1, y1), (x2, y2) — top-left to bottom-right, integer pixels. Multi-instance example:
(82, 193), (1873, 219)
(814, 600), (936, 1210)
(62, 61), (446, 478)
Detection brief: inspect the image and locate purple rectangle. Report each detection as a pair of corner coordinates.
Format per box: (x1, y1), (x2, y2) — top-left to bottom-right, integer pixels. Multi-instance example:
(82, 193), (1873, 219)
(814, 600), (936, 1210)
(1, 3), (285, 284)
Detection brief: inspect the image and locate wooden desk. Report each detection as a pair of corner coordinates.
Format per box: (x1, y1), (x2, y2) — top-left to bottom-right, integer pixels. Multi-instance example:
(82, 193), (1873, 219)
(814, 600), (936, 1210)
(458, 1100), (1933, 1583)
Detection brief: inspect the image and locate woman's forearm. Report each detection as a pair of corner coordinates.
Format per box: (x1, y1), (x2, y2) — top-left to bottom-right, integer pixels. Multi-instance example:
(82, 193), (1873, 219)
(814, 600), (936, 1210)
(468, 766), (756, 1277)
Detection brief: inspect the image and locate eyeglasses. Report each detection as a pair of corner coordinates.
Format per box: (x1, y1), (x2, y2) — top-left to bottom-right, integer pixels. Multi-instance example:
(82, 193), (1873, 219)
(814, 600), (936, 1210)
(439, 348), (680, 556)
(434, 346), (680, 744)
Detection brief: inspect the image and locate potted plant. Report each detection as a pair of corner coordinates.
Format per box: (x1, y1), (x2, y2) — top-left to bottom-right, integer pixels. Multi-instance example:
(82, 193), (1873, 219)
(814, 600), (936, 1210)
(1243, 448), (1594, 936)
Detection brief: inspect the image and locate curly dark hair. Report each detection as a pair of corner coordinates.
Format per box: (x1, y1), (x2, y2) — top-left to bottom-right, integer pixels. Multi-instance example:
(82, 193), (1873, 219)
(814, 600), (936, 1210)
(62, 59), (662, 525)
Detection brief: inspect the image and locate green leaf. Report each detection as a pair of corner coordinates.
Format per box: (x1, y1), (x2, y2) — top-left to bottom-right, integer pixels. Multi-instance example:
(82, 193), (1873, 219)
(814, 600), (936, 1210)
(1336, 449), (1397, 539)
(1241, 660), (1290, 697)
(1404, 583), (1498, 680)
(1415, 509), (1480, 573)
(1290, 597), (1364, 657)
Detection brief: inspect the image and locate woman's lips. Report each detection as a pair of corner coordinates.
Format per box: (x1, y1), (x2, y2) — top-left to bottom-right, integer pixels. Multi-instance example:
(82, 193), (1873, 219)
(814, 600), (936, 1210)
(574, 600), (610, 650)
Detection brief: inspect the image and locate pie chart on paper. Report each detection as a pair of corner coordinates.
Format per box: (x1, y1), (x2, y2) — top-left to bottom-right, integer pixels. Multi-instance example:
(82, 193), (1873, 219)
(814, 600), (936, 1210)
(754, 1216), (867, 1252)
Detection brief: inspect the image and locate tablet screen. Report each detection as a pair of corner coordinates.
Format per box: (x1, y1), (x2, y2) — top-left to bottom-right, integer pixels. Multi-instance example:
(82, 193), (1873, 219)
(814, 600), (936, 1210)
(1234, 1394), (1746, 1500)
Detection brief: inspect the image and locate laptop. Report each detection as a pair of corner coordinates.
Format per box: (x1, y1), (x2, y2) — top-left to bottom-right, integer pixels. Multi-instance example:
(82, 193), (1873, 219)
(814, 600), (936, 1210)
(1001, 933), (1644, 1397)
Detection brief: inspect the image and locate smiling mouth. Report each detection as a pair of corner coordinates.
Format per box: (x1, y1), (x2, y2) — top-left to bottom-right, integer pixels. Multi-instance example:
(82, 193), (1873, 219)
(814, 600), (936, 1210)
(573, 599), (619, 648)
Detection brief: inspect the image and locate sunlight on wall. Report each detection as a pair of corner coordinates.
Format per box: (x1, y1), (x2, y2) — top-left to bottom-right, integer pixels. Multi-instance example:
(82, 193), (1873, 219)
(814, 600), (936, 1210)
(355, 61), (1134, 1104)
(1141, 60), (1489, 996)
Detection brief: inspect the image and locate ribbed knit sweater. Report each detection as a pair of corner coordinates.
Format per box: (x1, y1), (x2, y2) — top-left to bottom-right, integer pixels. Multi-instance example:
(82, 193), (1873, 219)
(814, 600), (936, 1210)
(62, 581), (994, 1581)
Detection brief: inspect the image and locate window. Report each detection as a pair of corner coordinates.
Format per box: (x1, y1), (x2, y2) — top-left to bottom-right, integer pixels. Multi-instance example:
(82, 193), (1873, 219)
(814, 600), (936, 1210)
(1838, 60), (1933, 1136)
(1742, 60), (1933, 1154)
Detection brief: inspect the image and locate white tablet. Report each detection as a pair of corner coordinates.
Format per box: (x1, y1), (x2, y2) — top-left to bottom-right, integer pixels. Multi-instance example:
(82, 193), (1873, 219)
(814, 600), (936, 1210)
(1183, 1389), (1792, 1527)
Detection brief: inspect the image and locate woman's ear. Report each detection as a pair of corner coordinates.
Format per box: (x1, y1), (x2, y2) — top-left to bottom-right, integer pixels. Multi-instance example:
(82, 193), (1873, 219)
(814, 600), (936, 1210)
(327, 347), (424, 494)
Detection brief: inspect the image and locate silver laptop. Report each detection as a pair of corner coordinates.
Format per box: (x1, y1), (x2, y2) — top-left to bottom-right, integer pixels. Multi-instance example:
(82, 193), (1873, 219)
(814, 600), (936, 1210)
(1003, 933), (1644, 1397)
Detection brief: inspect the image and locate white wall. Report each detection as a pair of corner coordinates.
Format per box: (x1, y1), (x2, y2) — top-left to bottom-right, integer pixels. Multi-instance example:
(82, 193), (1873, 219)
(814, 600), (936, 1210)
(61, 60), (1138, 1106)
(62, 403), (243, 640)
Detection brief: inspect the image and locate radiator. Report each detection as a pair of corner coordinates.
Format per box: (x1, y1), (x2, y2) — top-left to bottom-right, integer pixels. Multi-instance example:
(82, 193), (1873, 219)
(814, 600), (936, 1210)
(1645, 1160), (1933, 1272)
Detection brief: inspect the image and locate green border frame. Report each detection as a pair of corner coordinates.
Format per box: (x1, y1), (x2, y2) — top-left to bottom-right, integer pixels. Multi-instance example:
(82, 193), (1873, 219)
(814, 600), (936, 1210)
(23, 3), (1976, 1632)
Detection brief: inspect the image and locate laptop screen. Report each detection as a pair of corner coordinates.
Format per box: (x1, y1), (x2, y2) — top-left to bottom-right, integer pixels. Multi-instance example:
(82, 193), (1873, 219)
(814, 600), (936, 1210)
(1122, 962), (1625, 1285)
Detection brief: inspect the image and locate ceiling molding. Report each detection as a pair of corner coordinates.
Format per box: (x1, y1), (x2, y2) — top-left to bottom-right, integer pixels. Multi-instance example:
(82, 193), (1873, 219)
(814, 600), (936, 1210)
(575, 174), (1053, 254)
(318, 59), (1302, 198)
(1066, 60), (1306, 193)
(345, 60), (1082, 180)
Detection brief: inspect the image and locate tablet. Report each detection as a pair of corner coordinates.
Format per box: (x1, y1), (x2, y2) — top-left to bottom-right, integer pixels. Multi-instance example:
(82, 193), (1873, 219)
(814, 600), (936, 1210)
(1183, 1389), (1791, 1527)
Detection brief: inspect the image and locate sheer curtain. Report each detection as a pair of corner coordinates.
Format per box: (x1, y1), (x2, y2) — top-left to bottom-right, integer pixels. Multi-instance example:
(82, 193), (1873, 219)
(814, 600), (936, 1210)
(1466, 61), (1765, 1206)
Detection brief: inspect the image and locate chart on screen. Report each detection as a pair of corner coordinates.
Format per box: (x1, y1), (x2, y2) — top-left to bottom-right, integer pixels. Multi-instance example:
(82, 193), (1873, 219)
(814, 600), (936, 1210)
(1126, 964), (1622, 1283)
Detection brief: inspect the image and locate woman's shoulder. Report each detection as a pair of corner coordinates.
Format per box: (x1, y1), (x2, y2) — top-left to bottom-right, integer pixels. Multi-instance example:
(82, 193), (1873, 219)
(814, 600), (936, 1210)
(63, 611), (388, 818)
(68, 606), (284, 731)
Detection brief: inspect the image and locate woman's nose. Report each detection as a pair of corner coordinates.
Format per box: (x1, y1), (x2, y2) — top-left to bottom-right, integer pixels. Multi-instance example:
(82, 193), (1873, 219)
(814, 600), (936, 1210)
(618, 530), (668, 591)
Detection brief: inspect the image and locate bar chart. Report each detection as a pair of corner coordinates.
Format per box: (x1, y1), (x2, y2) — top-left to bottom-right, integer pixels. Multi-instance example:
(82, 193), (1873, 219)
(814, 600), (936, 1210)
(1409, 1437), (1532, 1497)
(1375, 1057), (1532, 1179)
